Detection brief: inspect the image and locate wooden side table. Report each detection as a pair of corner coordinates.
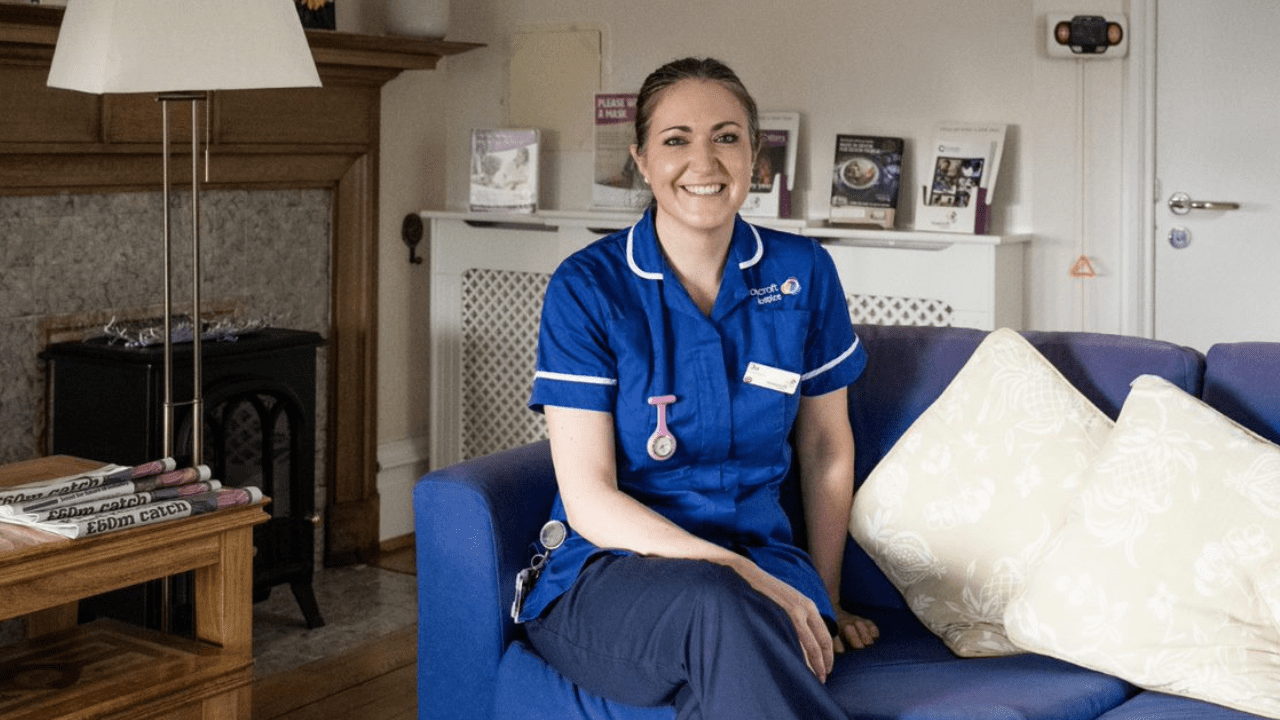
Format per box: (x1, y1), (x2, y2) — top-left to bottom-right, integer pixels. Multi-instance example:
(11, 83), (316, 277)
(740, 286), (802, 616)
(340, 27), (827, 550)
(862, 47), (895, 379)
(0, 456), (268, 720)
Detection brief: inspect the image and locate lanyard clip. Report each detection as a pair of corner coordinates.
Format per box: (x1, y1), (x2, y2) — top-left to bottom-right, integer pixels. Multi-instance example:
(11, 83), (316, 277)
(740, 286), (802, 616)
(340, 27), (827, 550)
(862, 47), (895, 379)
(512, 520), (568, 623)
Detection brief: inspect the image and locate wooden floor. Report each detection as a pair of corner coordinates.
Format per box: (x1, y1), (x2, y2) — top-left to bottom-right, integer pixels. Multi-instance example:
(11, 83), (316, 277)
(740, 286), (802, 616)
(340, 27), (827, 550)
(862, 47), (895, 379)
(254, 545), (417, 720)
(253, 623), (417, 720)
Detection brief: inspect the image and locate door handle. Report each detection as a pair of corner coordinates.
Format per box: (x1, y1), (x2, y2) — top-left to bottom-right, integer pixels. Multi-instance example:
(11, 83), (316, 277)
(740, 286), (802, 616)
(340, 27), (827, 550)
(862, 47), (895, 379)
(1168, 192), (1240, 215)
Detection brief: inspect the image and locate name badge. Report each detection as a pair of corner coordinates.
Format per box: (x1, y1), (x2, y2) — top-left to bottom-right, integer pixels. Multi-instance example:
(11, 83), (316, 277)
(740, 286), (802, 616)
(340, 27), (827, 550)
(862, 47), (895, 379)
(743, 362), (800, 395)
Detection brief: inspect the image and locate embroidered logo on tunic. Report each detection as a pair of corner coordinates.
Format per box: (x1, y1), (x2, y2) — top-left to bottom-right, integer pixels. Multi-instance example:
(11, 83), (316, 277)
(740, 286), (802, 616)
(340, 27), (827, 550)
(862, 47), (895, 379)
(750, 278), (801, 305)
(749, 283), (782, 305)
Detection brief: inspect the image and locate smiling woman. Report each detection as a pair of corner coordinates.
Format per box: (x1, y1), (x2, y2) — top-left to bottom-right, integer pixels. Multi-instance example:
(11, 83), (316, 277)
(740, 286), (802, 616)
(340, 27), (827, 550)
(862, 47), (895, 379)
(515, 56), (880, 720)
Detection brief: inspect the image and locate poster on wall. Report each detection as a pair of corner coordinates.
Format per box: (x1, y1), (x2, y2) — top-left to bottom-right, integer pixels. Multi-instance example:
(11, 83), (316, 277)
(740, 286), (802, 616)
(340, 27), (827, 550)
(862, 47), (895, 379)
(591, 94), (648, 211)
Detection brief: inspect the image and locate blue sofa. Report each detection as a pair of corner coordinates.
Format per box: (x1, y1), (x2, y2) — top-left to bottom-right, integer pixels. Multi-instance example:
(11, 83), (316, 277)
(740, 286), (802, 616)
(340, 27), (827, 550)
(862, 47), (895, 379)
(414, 324), (1280, 720)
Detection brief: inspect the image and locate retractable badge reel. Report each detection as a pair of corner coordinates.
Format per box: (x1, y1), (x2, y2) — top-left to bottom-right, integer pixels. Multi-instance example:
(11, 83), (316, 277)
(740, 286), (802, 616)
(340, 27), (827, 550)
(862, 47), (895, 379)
(646, 395), (677, 461)
(511, 519), (567, 621)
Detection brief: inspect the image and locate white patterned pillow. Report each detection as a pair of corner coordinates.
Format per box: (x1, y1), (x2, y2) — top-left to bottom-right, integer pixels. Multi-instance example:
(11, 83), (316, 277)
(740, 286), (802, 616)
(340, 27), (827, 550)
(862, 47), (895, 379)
(849, 328), (1114, 656)
(1005, 375), (1280, 719)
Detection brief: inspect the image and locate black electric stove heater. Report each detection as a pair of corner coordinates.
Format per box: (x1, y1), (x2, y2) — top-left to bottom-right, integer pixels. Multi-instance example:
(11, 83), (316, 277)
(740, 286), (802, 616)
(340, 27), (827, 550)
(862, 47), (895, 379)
(43, 327), (326, 631)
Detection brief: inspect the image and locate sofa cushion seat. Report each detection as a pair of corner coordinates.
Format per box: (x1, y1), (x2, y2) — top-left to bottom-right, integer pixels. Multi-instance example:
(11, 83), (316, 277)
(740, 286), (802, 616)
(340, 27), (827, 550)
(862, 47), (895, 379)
(1098, 692), (1267, 720)
(827, 653), (1134, 720)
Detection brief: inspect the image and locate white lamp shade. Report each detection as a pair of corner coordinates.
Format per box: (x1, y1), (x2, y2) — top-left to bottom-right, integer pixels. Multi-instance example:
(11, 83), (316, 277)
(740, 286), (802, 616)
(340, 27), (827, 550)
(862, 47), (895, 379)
(47, 0), (322, 94)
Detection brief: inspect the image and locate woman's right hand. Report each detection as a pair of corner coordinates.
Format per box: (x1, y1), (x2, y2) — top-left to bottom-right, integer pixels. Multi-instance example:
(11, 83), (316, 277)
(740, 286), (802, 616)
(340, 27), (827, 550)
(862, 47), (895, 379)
(729, 557), (834, 683)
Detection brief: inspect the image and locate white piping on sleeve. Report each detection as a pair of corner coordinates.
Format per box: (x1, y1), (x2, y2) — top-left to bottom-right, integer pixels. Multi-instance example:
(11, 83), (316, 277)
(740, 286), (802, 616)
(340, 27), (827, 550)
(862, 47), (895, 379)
(534, 370), (619, 387)
(800, 336), (861, 382)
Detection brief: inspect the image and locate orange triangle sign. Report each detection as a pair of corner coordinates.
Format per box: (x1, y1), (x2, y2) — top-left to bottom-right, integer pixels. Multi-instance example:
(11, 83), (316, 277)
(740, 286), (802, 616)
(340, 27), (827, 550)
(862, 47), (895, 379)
(1070, 255), (1097, 278)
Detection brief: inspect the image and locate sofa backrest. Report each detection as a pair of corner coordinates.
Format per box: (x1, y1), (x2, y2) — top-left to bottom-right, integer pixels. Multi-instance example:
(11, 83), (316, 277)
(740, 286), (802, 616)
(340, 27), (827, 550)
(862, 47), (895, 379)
(837, 324), (1206, 610)
(1203, 342), (1280, 446)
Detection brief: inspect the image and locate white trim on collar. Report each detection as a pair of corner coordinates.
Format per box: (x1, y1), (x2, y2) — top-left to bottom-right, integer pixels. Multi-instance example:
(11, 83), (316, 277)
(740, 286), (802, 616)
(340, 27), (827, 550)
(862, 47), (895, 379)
(626, 221), (765, 280)
(626, 225), (663, 281)
(739, 224), (764, 270)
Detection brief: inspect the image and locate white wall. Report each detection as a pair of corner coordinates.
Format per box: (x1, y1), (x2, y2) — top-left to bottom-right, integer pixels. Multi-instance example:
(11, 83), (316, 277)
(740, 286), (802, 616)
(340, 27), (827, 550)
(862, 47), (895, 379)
(377, 66), (448, 541)
(342, 3), (453, 541)
(438, 0), (1138, 334)
(372, 0), (1145, 540)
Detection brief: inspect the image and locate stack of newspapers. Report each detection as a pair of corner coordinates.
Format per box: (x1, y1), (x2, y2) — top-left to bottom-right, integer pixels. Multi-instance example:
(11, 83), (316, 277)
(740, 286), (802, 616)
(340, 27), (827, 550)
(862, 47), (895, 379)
(0, 458), (261, 544)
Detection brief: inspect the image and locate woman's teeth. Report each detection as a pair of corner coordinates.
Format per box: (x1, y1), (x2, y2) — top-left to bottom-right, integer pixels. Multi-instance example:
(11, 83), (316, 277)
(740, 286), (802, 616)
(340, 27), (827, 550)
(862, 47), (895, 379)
(683, 184), (724, 195)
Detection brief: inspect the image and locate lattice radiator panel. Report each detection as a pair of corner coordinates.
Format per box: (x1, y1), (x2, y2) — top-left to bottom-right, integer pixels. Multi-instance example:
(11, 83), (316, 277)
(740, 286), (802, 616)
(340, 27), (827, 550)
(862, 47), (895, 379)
(460, 269), (552, 459)
(848, 294), (953, 327)
(455, 268), (951, 460)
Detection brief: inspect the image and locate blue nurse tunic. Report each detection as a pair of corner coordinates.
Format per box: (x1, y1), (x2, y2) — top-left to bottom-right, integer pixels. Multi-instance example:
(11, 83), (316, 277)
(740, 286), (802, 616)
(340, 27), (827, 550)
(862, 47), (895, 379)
(521, 209), (866, 624)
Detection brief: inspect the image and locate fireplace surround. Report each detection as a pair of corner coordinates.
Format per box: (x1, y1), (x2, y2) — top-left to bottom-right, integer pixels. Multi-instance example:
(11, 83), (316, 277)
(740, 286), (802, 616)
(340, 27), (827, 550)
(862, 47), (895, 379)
(0, 6), (482, 564)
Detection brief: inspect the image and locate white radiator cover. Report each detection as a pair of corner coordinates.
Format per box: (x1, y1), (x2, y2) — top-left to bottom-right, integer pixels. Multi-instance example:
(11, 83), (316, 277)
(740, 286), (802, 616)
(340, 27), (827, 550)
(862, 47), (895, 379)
(426, 211), (1027, 469)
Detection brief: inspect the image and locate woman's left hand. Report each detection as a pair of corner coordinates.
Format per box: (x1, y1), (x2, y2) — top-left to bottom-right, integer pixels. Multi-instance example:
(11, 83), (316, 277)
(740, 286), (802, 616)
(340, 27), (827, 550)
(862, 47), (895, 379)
(833, 606), (879, 652)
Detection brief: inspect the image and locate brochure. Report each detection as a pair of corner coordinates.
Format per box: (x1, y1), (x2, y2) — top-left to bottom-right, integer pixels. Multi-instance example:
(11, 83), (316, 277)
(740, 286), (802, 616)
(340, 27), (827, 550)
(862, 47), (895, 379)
(742, 111), (800, 219)
(829, 134), (904, 228)
(915, 122), (1006, 234)
(470, 129), (540, 213)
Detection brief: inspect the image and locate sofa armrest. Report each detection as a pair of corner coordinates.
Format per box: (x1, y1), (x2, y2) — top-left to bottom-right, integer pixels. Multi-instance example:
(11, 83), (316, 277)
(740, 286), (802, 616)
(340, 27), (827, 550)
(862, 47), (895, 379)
(413, 440), (558, 720)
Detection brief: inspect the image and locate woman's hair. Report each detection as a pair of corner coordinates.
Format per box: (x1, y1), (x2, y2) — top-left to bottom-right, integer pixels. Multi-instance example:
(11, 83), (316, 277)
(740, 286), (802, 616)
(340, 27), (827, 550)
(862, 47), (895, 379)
(633, 57), (759, 156)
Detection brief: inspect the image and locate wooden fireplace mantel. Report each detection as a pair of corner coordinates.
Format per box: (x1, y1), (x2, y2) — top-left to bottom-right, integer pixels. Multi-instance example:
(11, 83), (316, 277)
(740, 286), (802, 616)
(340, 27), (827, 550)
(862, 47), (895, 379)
(0, 5), (483, 565)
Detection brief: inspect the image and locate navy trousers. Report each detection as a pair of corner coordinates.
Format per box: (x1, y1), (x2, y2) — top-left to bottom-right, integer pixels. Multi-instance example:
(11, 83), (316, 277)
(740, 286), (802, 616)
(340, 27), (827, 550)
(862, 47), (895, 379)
(524, 554), (847, 720)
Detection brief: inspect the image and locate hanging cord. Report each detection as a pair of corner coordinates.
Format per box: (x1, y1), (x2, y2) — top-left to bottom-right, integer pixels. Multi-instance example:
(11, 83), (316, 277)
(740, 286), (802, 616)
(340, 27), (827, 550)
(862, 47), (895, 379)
(1076, 58), (1089, 331)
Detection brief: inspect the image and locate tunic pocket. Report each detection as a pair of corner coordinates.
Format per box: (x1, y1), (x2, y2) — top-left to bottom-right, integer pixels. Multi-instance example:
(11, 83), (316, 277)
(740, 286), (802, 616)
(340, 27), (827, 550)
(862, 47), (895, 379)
(732, 309), (810, 461)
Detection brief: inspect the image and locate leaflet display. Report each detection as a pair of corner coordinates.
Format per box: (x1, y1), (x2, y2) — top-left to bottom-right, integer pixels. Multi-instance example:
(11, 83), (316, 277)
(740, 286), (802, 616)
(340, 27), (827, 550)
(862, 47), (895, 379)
(915, 122), (1006, 234)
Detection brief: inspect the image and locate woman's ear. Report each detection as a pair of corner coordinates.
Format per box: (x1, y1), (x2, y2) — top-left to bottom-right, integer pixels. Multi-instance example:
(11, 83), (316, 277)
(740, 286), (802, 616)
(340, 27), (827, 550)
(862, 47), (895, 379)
(629, 144), (648, 185)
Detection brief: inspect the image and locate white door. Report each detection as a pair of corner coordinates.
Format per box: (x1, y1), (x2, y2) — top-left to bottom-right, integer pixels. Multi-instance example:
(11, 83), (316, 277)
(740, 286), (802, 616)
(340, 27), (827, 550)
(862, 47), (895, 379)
(1154, 0), (1280, 350)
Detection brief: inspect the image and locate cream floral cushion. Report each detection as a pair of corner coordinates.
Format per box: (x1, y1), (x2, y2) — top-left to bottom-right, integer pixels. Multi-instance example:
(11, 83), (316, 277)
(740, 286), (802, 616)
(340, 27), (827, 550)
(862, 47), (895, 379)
(1005, 374), (1280, 719)
(849, 328), (1114, 656)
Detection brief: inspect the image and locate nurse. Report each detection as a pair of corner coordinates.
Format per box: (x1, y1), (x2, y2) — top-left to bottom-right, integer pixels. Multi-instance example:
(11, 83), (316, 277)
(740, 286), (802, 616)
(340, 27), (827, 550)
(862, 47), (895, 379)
(520, 57), (878, 719)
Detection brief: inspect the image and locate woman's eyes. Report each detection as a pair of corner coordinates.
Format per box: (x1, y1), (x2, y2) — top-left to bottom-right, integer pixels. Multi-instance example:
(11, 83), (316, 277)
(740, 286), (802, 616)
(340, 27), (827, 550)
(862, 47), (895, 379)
(660, 133), (739, 147)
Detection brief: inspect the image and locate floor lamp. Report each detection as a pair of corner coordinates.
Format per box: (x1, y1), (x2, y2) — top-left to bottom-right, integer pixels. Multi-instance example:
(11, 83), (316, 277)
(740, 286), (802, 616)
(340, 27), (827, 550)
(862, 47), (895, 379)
(47, 0), (321, 467)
